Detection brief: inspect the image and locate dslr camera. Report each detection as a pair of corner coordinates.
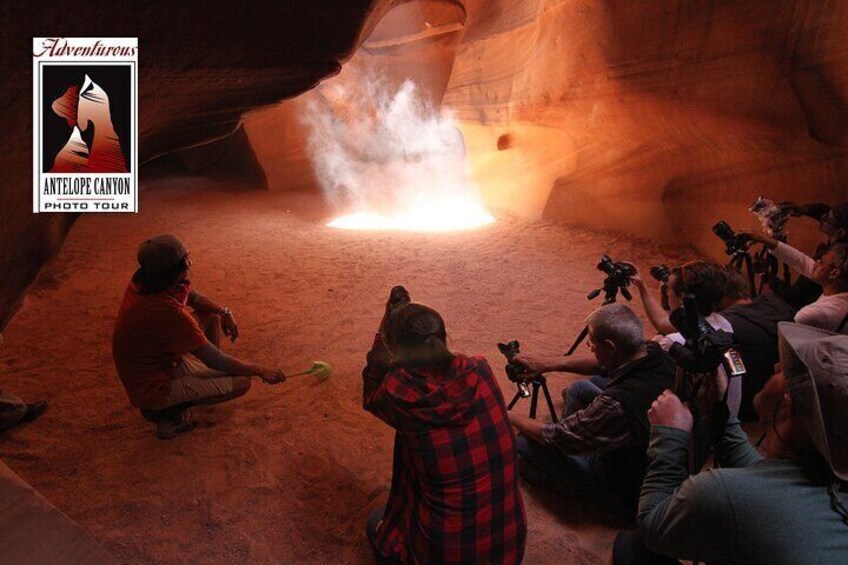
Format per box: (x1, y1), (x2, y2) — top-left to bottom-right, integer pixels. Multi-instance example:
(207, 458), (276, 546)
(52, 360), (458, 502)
(589, 254), (637, 301)
(497, 340), (538, 399)
(668, 294), (746, 383)
(712, 220), (752, 256)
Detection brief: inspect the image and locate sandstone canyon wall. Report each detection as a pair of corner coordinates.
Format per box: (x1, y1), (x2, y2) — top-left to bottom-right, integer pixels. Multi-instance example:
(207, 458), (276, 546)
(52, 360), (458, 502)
(3, 0), (848, 332)
(0, 1), (396, 333)
(446, 0), (848, 253)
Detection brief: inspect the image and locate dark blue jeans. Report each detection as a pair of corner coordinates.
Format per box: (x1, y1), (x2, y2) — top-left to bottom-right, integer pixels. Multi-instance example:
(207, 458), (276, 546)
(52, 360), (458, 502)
(515, 432), (637, 522)
(563, 378), (605, 417)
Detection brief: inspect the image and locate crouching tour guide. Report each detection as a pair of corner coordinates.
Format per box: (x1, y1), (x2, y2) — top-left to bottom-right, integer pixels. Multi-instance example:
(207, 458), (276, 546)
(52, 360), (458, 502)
(112, 235), (285, 439)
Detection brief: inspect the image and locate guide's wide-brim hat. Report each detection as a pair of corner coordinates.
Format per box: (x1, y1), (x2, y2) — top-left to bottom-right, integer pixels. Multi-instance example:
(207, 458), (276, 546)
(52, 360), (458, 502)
(778, 322), (848, 481)
(137, 234), (188, 274)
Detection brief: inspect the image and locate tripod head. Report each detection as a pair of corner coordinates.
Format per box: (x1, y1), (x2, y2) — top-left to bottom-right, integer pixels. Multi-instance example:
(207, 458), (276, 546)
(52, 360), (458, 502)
(586, 254), (635, 303)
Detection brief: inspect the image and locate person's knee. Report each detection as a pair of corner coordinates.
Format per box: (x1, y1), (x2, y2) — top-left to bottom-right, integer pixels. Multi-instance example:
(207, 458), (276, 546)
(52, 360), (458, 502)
(232, 376), (252, 396)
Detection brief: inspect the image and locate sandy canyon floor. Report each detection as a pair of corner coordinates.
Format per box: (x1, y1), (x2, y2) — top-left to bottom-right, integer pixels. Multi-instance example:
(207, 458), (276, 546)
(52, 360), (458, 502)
(0, 179), (695, 564)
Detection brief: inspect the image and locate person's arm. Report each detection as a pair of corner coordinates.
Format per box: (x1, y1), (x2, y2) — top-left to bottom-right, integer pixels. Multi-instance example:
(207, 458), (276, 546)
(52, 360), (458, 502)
(191, 343), (284, 383)
(638, 390), (737, 561)
(714, 417), (764, 468)
(510, 395), (633, 455)
(512, 352), (599, 374)
(742, 232), (816, 279)
(188, 290), (239, 341)
(637, 427), (737, 562)
(624, 265), (676, 334)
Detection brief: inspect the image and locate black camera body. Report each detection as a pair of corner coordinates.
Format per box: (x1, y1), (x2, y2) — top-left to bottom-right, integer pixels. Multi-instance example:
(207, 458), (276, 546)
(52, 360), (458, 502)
(668, 294), (744, 377)
(497, 340), (537, 383)
(650, 264), (671, 283)
(388, 285), (411, 310)
(712, 220), (751, 256)
(589, 254), (636, 301)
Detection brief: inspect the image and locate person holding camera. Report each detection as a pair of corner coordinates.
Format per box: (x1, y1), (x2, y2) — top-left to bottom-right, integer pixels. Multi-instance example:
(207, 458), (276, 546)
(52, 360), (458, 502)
(636, 323), (848, 564)
(508, 304), (675, 521)
(713, 267), (796, 420)
(362, 288), (526, 565)
(112, 235), (285, 439)
(742, 228), (848, 334)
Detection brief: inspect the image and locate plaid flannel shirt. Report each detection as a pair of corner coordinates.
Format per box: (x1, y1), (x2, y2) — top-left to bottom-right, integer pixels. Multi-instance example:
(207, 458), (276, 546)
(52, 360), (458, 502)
(363, 336), (526, 564)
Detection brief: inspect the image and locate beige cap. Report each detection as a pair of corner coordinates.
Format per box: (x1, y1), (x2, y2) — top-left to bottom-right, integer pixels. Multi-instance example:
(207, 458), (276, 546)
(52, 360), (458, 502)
(779, 322), (848, 480)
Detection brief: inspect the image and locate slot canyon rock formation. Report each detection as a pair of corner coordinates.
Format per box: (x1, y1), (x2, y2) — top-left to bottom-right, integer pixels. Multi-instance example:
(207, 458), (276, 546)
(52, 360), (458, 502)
(3, 1), (847, 333)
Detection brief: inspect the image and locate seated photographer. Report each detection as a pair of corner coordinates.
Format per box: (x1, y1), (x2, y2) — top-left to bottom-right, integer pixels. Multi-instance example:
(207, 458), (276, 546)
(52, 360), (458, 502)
(508, 304), (675, 521)
(714, 267), (796, 420)
(629, 260), (731, 341)
(744, 234), (848, 335)
(362, 290), (526, 565)
(637, 323), (848, 565)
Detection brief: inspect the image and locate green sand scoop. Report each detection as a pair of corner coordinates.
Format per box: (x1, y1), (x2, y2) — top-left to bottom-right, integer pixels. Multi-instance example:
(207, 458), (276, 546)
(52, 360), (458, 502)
(287, 361), (333, 380)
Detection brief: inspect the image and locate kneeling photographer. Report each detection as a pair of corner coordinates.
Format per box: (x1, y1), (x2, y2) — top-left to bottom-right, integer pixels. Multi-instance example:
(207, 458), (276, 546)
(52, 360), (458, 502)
(507, 304), (675, 522)
(636, 324), (848, 564)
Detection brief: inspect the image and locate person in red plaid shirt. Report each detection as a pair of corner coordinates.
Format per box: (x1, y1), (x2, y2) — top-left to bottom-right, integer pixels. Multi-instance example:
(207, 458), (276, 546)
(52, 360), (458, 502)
(363, 288), (526, 564)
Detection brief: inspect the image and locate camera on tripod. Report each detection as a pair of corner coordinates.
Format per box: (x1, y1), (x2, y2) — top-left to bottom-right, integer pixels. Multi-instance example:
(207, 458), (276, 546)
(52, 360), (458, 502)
(497, 340), (537, 398)
(668, 294), (746, 387)
(650, 264), (671, 283)
(589, 254), (637, 301)
(712, 221), (752, 256)
(497, 339), (558, 420)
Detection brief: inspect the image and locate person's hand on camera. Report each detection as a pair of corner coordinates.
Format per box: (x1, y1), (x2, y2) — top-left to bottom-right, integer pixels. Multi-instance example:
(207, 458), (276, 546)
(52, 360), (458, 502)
(512, 354), (550, 373)
(258, 368), (286, 384)
(648, 389), (693, 433)
(622, 262), (646, 291)
(738, 230), (778, 250)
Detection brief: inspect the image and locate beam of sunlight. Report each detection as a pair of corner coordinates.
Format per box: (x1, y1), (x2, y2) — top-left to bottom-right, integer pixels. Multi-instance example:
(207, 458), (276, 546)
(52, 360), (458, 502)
(304, 77), (494, 232)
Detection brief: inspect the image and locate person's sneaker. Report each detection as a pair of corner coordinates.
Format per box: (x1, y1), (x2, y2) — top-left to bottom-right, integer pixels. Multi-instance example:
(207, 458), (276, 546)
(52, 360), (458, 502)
(20, 401), (48, 424)
(155, 411), (197, 440)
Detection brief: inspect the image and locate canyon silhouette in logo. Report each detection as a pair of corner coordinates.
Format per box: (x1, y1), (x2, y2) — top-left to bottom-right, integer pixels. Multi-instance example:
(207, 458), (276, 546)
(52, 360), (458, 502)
(42, 66), (131, 173)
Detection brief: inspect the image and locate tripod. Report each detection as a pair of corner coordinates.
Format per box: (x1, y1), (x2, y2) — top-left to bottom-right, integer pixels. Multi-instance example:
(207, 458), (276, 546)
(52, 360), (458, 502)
(507, 374), (558, 421)
(564, 278), (630, 356)
(728, 249), (758, 298)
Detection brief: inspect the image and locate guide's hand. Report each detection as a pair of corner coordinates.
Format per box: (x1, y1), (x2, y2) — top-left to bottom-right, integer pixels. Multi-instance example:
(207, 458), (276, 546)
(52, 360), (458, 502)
(648, 390), (693, 433)
(221, 311), (239, 342)
(259, 368), (286, 385)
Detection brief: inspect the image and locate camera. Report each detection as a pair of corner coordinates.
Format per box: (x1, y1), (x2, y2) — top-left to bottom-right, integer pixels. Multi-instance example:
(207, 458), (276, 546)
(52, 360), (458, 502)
(711, 220), (751, 256)
(497, 340), (536, 384)
(668, 293), (746, 377)
(650, 264), (671, 283)
(388, 285), (411, 310)
(749, 196), (791, 240)
(589, 254), (636, 301)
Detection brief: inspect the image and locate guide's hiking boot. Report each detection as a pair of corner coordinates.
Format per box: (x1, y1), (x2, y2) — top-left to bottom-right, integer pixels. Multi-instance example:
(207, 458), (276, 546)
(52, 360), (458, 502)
(155, 416), (197, 440)
(140, 404), (197, 440)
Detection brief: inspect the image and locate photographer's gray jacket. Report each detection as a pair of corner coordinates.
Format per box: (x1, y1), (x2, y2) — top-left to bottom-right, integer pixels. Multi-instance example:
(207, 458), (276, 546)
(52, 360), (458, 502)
(638, 420), (848, 564)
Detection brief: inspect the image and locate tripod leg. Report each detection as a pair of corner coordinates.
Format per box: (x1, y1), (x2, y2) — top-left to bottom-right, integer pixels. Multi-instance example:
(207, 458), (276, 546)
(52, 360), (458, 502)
(508, 390), (522, 410)
(565, 325), (589, 356)
(744, 253), (757, 298)
(541, 380), (558, 422)
(529, 383), (539, 419)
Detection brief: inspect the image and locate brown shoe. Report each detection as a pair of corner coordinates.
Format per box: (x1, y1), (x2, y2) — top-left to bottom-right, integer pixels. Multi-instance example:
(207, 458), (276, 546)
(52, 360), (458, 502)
(154, 409), (197, 440)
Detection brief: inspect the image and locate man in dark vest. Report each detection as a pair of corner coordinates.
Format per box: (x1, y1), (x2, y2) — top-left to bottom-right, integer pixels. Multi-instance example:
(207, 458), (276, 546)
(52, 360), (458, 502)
(508, 304), (675, 521)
